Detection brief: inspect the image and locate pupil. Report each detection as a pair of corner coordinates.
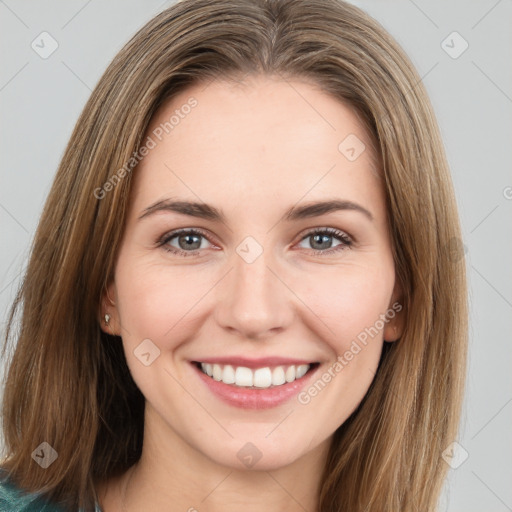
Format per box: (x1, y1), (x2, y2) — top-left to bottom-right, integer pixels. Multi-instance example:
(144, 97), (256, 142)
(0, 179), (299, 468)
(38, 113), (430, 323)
(181, 234), (200, 250)
(312, 234), (330, 250)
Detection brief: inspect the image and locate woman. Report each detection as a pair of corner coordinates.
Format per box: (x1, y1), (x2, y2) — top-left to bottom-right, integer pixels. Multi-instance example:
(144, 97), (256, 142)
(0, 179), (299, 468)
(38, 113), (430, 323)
(0, 0), (468, 510)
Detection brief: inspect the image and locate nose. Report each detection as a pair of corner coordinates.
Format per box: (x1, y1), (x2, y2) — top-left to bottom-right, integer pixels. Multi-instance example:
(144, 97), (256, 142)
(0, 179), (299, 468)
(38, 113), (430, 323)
(214, 244), (294, 340)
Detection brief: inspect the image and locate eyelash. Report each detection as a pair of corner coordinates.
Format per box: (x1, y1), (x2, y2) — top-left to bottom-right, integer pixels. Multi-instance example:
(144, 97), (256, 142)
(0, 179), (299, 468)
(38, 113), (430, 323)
(156, 227), (353, 258)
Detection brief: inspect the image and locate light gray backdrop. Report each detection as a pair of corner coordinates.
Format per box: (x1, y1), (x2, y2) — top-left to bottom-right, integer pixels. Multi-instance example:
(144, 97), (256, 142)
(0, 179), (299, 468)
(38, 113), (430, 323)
(1, 1), (511, 511)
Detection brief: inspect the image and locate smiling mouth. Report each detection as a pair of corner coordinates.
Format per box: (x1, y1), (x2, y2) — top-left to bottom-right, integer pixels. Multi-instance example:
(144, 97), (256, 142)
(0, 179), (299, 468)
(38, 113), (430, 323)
(193, 361), (320, 389)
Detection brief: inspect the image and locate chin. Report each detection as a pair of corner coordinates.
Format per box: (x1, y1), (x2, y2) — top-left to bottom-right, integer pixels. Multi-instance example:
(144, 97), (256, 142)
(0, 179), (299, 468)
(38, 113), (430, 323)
(199, 433), (316, 472)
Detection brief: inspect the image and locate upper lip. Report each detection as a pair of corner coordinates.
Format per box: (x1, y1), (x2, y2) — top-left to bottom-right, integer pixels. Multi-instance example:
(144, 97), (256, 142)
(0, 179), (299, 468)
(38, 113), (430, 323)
(192, 356), (317, 369)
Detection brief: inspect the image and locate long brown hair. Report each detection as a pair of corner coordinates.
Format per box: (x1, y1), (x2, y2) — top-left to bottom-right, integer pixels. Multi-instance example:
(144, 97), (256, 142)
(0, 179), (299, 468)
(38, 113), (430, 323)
(1, 0), (467, 510)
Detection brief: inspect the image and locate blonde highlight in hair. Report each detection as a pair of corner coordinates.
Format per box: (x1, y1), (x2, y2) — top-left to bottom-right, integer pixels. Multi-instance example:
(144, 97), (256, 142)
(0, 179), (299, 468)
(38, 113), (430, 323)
(1, 1), (467, 510)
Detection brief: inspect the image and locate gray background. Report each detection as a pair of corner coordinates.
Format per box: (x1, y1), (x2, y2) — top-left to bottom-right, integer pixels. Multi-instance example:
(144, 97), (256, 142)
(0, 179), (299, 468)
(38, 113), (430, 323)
(1, 0), (511, 510)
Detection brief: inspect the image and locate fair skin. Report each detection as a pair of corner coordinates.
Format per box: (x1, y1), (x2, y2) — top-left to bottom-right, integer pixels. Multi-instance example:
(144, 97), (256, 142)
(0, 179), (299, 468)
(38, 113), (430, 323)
(97, 74), (403, 512)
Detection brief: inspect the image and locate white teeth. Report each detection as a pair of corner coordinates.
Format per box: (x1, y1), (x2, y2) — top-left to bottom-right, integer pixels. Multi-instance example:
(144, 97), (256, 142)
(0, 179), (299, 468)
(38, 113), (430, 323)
(285, 365), (296, 382)
(271, 366), (286, 386)
(212, 364), (222, 381)
(198, 363), (312, 388)
(222, 364), (236, 384)
(253, 367), (272, 388)
(235, 366), (253, 386)
(296, 364), (309, 379)
(201, 363), (213, 377)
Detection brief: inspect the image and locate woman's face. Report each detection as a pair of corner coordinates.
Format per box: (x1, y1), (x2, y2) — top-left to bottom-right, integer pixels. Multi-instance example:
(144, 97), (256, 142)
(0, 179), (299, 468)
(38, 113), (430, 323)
(103, 75), (402, 471)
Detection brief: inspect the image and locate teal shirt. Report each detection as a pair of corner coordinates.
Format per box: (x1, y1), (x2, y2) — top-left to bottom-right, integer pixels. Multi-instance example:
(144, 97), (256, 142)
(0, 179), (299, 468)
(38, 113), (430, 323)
(0, 469), (102, 512)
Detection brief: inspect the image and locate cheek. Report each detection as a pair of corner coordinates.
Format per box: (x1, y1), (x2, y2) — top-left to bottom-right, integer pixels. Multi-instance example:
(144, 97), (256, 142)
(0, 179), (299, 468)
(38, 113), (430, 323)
(114, 255), (213, 348)
(297, 262), (395, 351)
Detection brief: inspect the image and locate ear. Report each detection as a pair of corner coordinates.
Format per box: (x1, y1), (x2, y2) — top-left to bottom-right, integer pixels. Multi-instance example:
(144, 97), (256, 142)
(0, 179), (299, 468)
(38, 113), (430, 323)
(383, 280), (405, 342)
(99, 281), (121, 336)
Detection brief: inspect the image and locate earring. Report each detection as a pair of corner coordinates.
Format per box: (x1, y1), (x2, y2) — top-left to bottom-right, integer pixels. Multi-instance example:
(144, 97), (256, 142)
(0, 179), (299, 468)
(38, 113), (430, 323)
(104, 314), (111, 326)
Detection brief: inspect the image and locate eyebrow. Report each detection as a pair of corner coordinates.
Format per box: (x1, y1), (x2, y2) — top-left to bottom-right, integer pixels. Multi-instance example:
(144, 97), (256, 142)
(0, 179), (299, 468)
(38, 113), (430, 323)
(138, 198), (373, 223)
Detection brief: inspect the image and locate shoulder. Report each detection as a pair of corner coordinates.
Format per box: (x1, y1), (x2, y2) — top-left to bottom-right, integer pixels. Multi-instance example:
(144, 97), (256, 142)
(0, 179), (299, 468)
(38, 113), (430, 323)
(0, 468), (103, 512)
(0, 468), (66, 512)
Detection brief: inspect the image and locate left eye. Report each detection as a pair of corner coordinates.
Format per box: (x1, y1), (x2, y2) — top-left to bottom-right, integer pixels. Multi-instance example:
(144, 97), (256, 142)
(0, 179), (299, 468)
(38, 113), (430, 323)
(158, 227), (353, 257)
(297, 228), (352, 253)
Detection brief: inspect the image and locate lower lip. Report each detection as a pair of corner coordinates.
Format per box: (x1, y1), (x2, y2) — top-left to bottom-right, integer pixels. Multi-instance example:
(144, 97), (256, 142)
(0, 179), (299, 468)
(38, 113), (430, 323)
(191, 362), (320, 409)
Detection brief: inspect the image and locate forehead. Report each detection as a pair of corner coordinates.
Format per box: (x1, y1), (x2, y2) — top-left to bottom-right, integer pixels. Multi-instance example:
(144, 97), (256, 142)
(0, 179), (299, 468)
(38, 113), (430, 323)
(131, 75), (383, 220)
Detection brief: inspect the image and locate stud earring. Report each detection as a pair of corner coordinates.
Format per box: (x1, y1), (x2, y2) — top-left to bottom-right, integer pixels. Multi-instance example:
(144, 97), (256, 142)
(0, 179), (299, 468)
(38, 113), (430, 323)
(104, 314), (111, 326)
